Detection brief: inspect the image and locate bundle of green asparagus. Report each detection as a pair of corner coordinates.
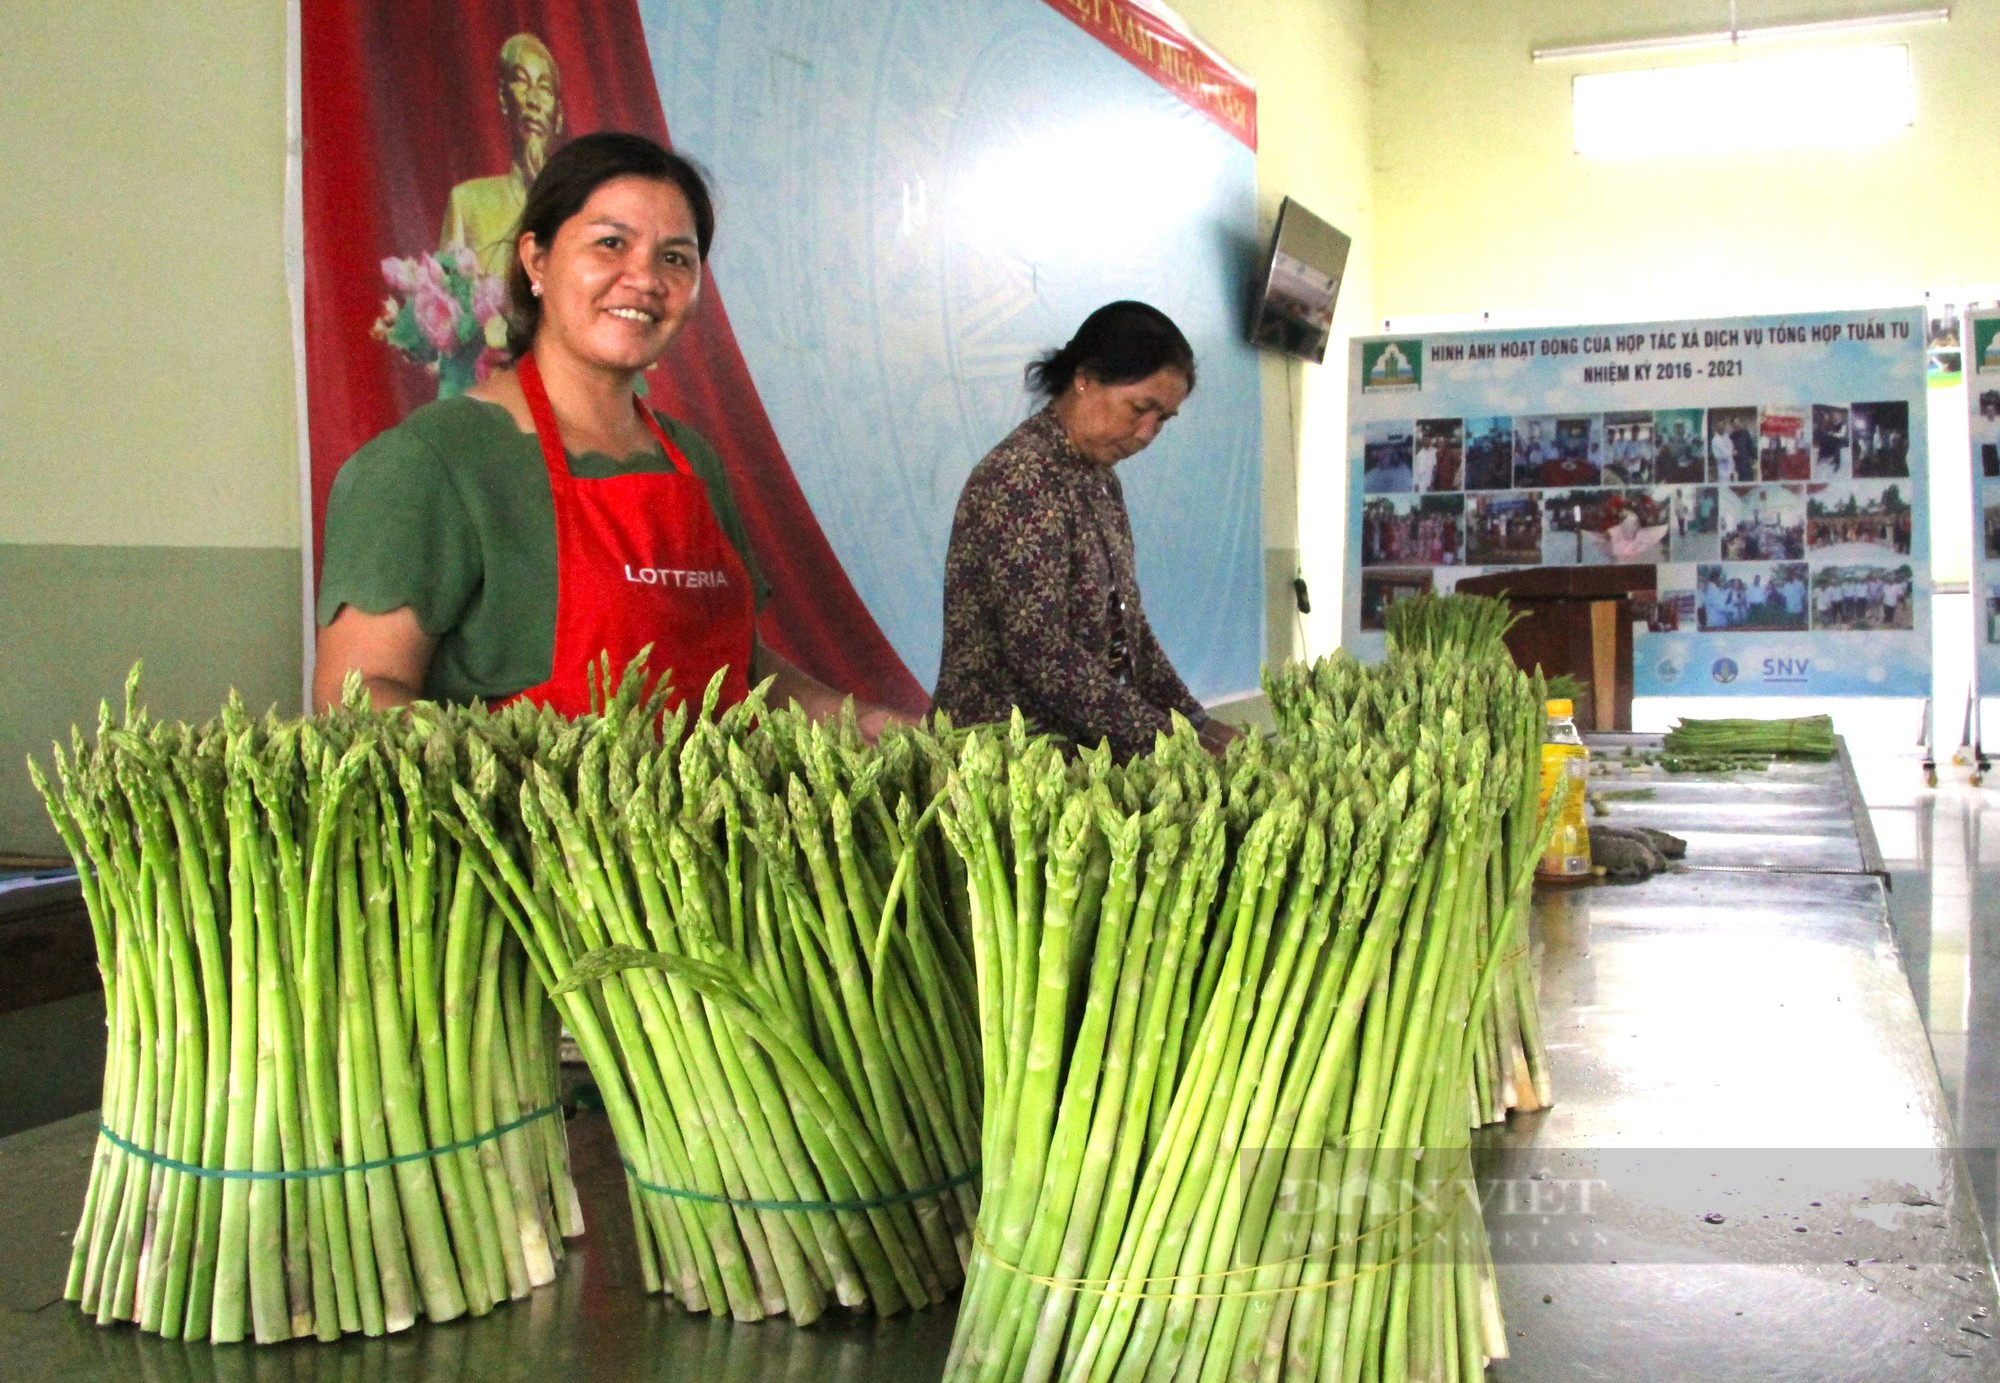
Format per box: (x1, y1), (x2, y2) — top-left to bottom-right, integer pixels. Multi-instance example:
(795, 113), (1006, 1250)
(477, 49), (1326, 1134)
(1380, 591), (1522, 660)
(941, 647), (1560, 1382)
(1365, 590), (1560, 1121)
(453, 671), (982, 1324)
(1271, 652), (1556, 1128)
(32, 675), (579, 1344)
(1660, 713), (1836, 769)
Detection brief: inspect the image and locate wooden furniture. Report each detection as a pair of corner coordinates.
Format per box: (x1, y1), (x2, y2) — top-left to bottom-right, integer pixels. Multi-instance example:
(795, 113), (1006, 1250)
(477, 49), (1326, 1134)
(1455, 565), (1656, 731)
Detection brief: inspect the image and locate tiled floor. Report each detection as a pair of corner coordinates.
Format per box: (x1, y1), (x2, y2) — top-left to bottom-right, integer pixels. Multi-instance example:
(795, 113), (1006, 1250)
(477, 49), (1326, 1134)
(1867, 747), (2000, 1253)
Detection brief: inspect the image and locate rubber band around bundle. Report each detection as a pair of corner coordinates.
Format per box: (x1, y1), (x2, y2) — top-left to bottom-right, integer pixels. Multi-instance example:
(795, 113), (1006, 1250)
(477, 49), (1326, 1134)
(95, 1103), (561, 1181)
(960, 1122), (1487, 1303)
(623, 1160), (979, 1214)
(968, 1203), (1474, 1303)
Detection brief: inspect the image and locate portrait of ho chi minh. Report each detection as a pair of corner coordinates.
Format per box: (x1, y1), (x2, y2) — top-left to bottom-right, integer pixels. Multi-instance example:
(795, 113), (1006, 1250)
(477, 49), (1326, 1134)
(440, 33), (565, 282)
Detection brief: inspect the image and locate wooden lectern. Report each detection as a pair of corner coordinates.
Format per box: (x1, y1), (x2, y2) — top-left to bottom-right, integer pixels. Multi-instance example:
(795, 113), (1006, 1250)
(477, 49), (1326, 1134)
(1454, 565), (1657, 732)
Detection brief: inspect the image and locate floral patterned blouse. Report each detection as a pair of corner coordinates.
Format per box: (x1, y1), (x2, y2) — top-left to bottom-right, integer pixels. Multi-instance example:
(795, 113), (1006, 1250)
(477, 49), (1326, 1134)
(933, 406), (1207, 758)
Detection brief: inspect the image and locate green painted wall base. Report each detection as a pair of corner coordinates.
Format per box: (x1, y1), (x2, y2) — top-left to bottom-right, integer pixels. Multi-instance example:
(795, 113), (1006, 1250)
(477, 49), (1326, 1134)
(1, 545), (302, 853)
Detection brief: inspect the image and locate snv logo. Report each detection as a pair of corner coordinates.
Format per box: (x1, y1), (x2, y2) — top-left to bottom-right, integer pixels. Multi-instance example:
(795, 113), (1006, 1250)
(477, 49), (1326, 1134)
(1763, 658), (1810, 685)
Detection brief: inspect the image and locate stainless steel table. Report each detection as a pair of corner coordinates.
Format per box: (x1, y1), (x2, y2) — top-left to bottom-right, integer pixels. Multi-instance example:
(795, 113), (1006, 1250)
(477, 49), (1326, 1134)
(1580, 733), (1885, 878)
(0, 1108), (957, 1383)
(1486, 868), (1998, 1381)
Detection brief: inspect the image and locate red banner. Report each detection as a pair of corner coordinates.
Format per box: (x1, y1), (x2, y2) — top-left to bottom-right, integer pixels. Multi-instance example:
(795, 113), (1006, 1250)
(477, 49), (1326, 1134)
(301, 0), (928, 713)
(1040, 0), (1257, 149)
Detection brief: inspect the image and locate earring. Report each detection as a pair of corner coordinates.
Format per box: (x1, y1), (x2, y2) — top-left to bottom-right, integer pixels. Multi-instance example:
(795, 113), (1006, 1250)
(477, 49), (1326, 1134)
(531, 281), (543, 298)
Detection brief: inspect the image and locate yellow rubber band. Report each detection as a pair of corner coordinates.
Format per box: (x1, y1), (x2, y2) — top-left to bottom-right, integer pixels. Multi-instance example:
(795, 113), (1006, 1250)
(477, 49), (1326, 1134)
(966, 1157), (1482, 1304)
(964, 1125), (1487, 1303)
(969, 1207), (1470, 1302)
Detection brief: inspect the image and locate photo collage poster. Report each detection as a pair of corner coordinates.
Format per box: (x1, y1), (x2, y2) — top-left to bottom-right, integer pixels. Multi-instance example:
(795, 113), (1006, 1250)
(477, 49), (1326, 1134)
(1969, 309), (2000, 692)
(1345, 308), (1931, 696)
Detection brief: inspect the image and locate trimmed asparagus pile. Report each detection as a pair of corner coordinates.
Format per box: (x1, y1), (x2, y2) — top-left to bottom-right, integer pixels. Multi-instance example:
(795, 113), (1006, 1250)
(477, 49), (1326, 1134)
(32, 673), (579, 1344)
(942, 641), (1559, 1382)
(453, 670), (981, 1324)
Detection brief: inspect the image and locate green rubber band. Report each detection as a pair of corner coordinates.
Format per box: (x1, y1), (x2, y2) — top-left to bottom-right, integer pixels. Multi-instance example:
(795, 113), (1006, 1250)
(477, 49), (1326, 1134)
(97, 1103), (562, 1181)
(623, 1159), (979, 1213)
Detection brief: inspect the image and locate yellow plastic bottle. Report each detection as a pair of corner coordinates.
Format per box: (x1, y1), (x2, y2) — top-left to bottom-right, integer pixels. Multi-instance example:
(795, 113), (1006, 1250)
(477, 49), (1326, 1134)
(1537, 698), (1591, 882)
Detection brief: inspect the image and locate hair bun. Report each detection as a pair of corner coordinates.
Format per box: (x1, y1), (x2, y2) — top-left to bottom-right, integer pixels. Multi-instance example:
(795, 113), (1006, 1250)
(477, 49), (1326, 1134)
(1023, 301), (1195, 402)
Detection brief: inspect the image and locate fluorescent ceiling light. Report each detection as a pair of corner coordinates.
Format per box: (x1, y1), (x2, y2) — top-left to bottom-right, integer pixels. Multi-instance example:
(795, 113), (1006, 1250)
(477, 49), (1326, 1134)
(1573, 44), (1914, 159)
(1533, 6), (1947, 61)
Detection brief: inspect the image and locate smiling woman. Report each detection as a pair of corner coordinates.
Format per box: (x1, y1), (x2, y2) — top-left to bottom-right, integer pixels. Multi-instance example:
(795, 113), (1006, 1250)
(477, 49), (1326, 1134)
(313, 131), (911, 739)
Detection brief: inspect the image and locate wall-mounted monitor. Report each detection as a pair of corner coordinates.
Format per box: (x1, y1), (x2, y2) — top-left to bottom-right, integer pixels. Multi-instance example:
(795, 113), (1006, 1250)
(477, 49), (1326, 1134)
(1249, 197), (1351, 365)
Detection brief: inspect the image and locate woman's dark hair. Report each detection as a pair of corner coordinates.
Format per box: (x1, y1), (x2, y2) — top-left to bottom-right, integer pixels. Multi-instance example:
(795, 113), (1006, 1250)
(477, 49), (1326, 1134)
(1025, 300), (1196, 400)
(505, 131), (716, 358)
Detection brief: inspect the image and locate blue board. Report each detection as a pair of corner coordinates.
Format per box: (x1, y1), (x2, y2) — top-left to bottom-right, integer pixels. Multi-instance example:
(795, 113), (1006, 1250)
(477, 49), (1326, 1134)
(639, 0), (1265, 697)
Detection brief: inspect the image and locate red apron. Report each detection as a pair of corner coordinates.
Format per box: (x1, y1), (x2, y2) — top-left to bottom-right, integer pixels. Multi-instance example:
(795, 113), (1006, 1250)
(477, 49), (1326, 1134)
(503, 352), (754, 718)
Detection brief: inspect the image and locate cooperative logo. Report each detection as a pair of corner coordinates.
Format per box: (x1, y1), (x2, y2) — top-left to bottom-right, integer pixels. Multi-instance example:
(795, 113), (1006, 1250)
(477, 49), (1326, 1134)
(1654, 655), (1682, 684)
(1361, 339), (1422, 392)
(1710, 657), (1738, 685)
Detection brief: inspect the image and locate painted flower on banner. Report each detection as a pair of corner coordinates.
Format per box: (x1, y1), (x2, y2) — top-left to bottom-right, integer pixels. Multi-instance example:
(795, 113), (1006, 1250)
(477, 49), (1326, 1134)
(372, 250), (510, 398)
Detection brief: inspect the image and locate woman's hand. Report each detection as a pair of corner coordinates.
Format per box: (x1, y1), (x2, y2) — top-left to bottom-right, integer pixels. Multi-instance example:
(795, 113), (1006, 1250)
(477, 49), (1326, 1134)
(855, 702), (921, 746)
(753, 639), (923, 745)
(1197, 716), (1244, 758)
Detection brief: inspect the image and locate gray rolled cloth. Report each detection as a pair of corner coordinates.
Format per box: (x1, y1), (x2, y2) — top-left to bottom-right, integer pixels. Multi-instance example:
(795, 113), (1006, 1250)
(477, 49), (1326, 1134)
(1588, 824), (1687, 881)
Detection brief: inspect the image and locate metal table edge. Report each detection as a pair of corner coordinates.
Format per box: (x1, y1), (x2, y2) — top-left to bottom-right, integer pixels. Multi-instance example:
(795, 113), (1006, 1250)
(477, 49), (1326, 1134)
(1835, 734), (1890, 884)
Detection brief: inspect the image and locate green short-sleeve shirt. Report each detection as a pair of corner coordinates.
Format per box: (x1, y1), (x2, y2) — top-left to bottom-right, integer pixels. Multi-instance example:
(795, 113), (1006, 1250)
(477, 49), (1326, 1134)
(316, 395), (769, 704)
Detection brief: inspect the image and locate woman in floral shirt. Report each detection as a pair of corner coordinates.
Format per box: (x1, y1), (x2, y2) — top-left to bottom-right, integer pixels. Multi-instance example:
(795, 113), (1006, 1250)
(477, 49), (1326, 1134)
(933, 301), (1242, 760)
